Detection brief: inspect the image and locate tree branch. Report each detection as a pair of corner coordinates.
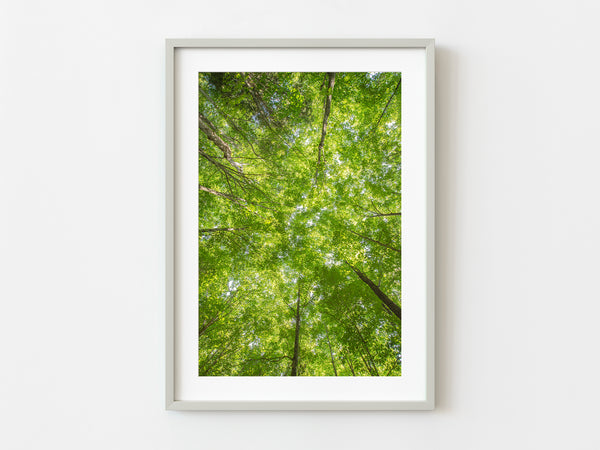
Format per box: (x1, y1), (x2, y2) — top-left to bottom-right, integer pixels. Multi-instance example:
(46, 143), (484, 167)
(247, 355), (293, 363)
(199, 227), (248, 233)
(199, 293), (238, 338)
(374, 76), (401, 130)
(347, 229), (401, 253)
(199, 185), (243, 201)
(367, 212), (402, 218)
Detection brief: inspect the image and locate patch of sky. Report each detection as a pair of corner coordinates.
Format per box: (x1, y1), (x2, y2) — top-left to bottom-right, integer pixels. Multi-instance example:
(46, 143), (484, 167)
(381, 162), (393, 176)
(324, 253), (340, 268)
(227, 279), (240, 292)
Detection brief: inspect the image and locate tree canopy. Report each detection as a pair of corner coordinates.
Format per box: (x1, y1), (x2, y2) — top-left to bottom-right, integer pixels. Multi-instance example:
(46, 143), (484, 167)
(198, 72), (402, 376)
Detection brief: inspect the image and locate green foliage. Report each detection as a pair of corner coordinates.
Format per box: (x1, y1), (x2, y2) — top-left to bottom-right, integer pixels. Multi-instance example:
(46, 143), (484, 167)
(198, 72), (402, 376)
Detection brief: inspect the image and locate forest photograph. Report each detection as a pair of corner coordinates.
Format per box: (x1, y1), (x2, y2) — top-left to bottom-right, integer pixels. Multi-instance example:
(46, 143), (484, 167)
(198, 71), (402, 376)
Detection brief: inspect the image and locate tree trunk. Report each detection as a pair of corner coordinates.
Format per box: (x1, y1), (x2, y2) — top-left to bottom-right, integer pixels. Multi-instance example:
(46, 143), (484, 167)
(199, 86), (263, 159)
(318, 73), (336, 164)
(199, 113), (243, 173)
(353, 322), (380, 376)
(290, 282), (301, 376)
(358, 350), (375, 375)
(325, 326), (338, 376)
(315, 73), (335, 181)
(345, 261), (402, 321)
(343, 351), (356, 376)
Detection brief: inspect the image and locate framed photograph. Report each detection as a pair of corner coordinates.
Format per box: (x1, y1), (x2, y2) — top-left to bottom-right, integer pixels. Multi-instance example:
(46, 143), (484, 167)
(166, 39), (435, 410)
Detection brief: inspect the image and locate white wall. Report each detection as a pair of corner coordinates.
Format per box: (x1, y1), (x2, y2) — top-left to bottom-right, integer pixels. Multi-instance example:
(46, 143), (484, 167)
(1, 1), (599, 448)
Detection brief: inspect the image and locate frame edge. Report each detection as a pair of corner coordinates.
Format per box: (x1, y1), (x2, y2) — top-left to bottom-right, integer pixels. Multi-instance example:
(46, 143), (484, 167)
(425, 38), (436, 411)
(165, 39), (176, 409)
(165, 38), (436, 411)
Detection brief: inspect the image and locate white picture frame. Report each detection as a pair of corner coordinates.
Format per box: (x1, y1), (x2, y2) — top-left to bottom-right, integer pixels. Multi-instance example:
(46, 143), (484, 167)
(166, 39), (435, 410)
